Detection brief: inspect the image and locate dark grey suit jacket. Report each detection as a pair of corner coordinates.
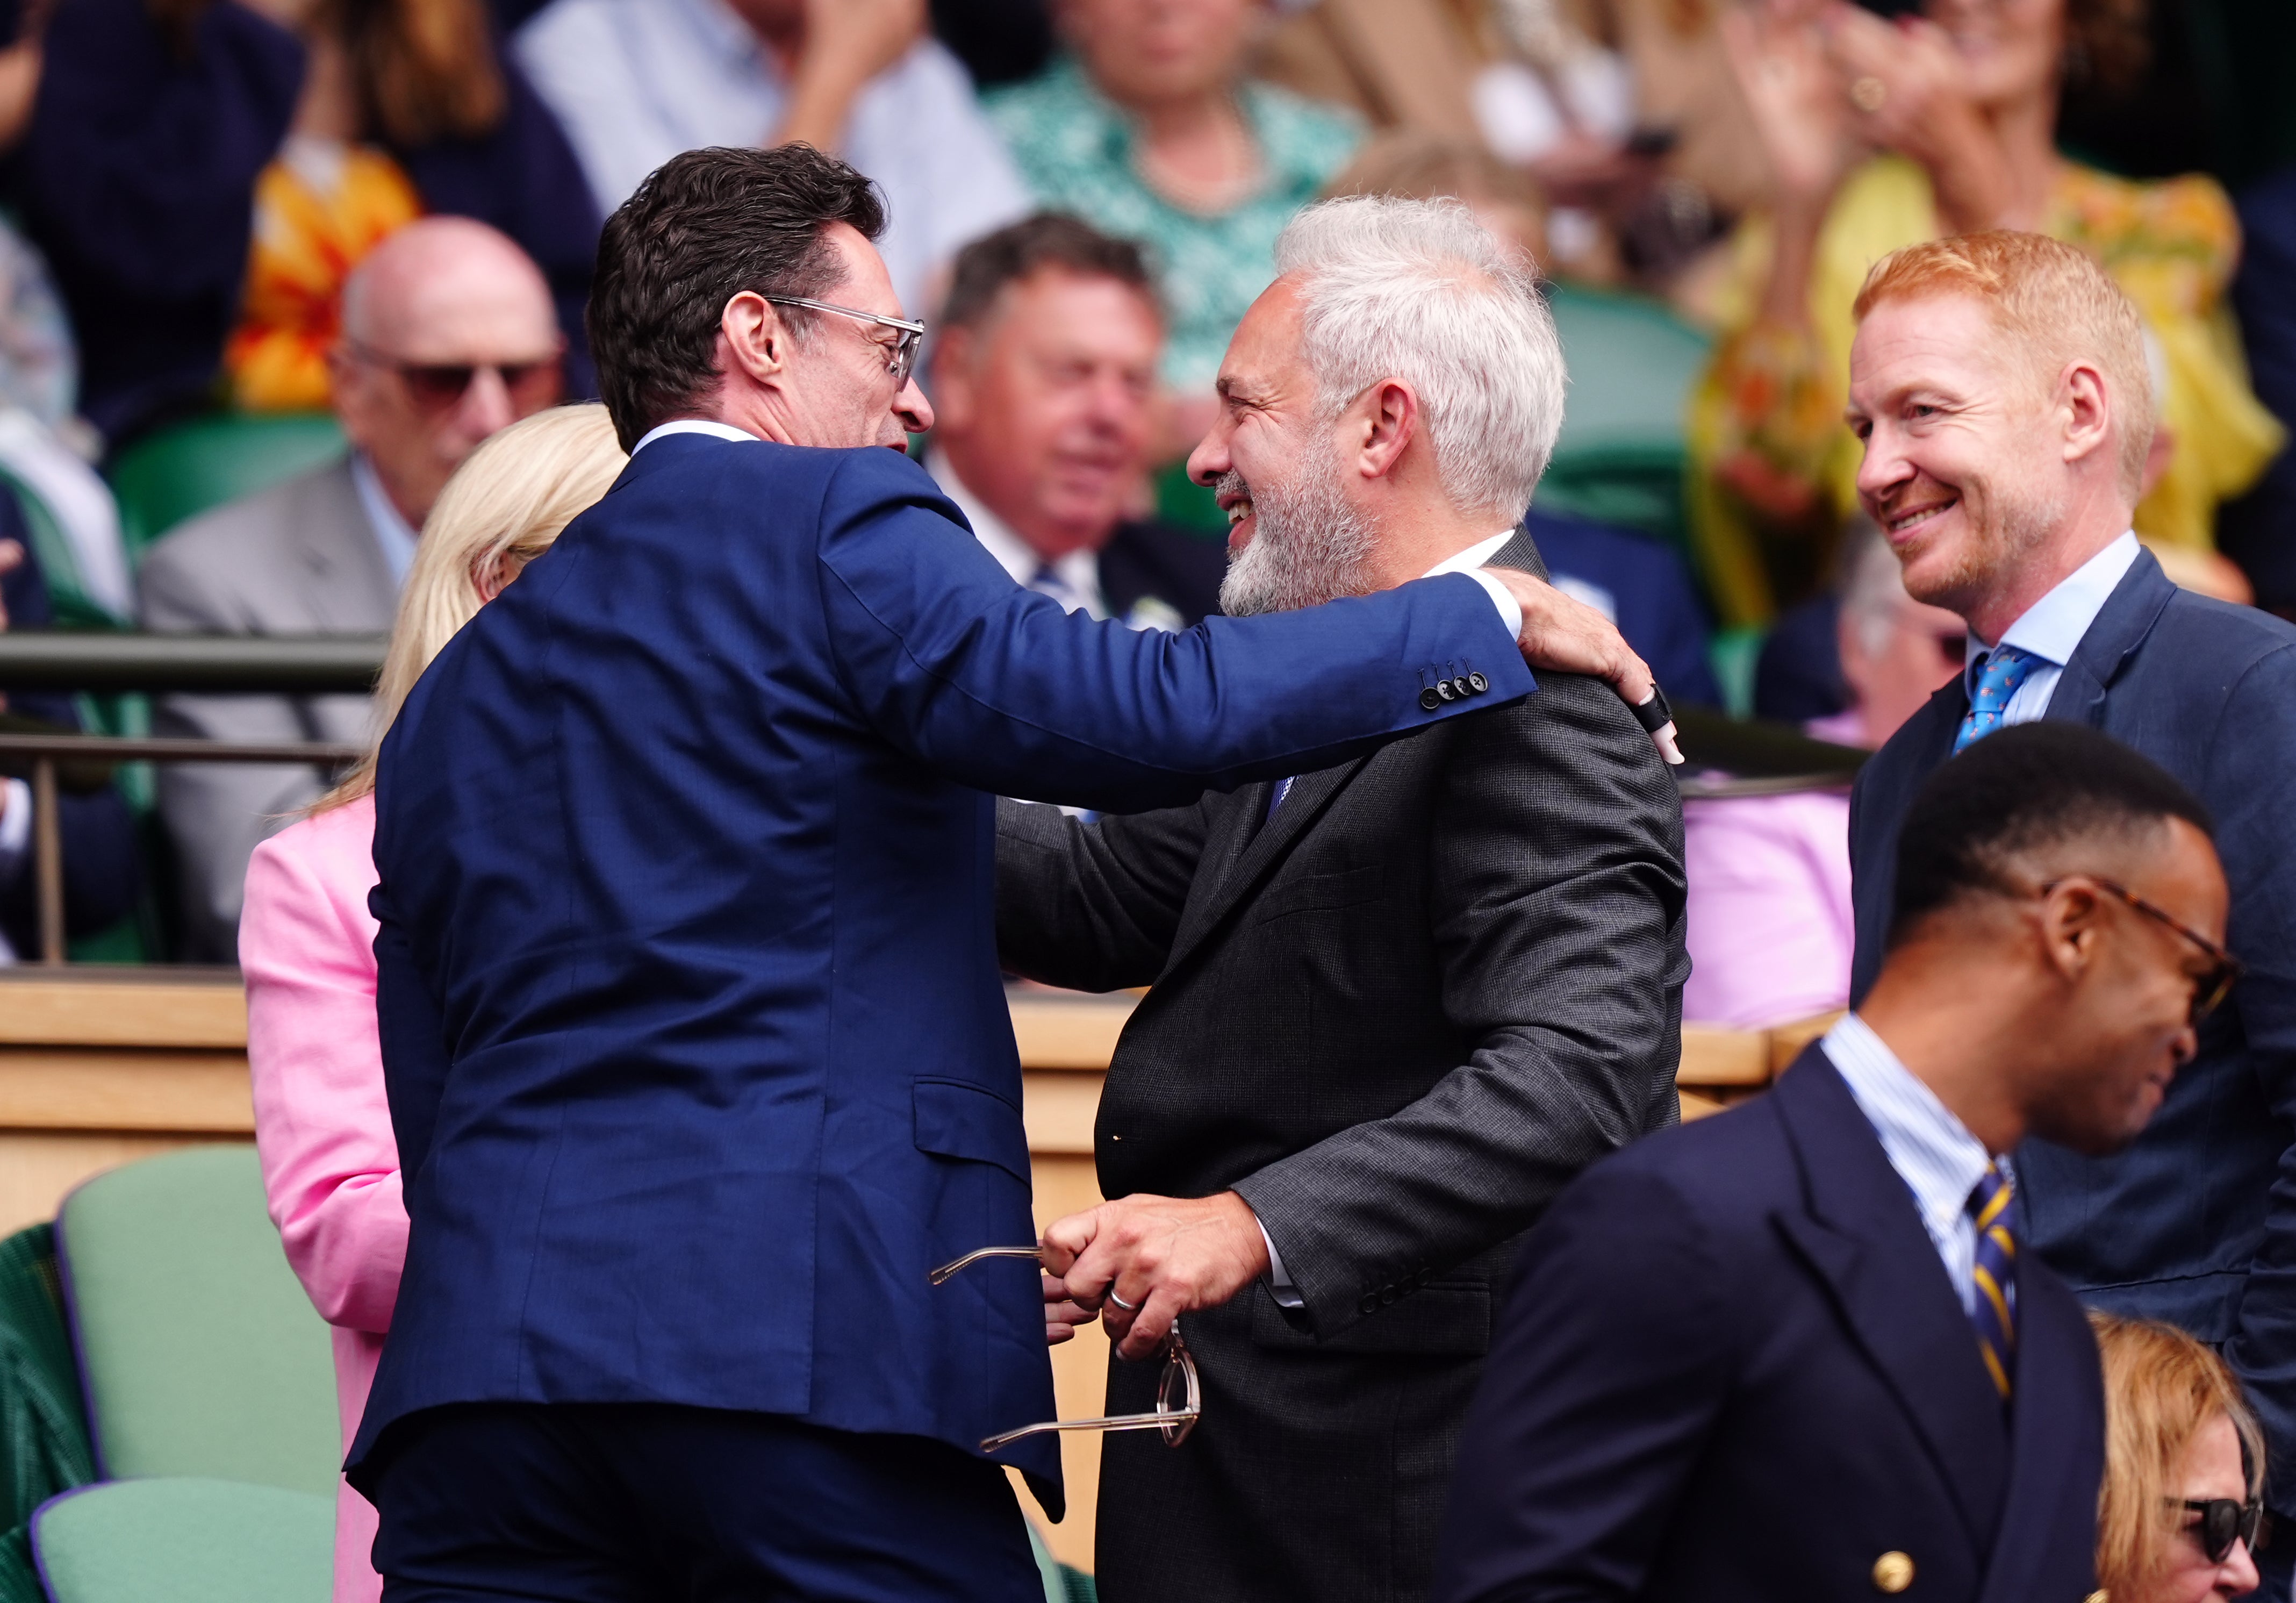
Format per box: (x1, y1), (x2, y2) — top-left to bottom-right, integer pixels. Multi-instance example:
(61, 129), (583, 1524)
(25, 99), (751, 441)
(995, 531), (1689, 1603)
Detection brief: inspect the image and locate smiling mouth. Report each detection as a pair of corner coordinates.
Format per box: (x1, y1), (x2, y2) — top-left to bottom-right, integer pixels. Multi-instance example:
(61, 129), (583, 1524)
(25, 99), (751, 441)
(1885, 497), (1958, 539)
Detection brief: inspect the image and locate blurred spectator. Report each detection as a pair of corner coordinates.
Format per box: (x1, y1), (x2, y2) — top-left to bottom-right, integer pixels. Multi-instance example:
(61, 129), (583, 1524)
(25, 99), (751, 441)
(985, 0), (1361, 434)
(925, 214), (1226, 629)
(1322, 133), (1720, 705)
(2220, 164), (2296, 617)
(11, 0), (597, 444)
(138, 218), (562, 961)
(1684, 0), (2283, 626)
(1681, 522), (1958, 1027)
(2093, 1313), (2265, 1603)
(0, 524), (140, 962)
(929, 0), (1054, 89)
(514, 0), (1029, 324)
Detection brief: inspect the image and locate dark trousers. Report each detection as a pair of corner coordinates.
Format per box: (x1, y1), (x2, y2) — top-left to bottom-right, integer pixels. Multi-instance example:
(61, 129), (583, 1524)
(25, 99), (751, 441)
(367, 1403), (1043, 1603)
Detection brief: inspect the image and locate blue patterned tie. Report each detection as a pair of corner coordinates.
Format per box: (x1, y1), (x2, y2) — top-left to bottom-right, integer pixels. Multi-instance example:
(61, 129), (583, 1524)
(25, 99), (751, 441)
(1265, 776), (1295, 821)
(1954, 644), (2042, 753)
(1969, 1162), (2019, 1400)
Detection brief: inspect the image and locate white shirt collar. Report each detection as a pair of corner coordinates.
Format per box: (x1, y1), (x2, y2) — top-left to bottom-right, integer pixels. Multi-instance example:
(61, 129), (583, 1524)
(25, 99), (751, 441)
(632, 419), (759, 454)
(1824, 1011), (1995, 1261)
(1422, 529), (1517, 581)
(925, 449), (1104, 618)
(1967, 529), (2141, 681)
(349, 451), (419, 588)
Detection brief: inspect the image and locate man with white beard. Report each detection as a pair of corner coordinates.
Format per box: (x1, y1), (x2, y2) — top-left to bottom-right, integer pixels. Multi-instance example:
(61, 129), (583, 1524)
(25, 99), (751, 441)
(993, 196), (1690, 1603)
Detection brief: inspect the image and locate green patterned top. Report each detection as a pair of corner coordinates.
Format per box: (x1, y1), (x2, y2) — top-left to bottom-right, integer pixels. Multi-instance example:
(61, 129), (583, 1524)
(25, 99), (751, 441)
(986, 58), (1362, 392)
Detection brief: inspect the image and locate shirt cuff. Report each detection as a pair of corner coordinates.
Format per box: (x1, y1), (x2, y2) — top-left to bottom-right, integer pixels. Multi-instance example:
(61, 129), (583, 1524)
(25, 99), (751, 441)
(0, 778), (31, 886)
(1457, 567), (1524, 639)
(1257, 1217), (1305, 1311)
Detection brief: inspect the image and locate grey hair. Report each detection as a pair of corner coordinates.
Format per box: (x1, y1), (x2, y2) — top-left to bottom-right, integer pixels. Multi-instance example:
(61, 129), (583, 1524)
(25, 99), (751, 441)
(1841, 516), (1914, 659)
(1273, 195), (1565, 522)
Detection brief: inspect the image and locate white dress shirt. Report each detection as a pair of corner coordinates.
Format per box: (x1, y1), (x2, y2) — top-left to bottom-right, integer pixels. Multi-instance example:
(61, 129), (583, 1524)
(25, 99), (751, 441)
(927, 453), (1109, 621)
(1823, 1011), (1996, 1314)
(0, 773), (31, 963)
(350, 452), (419, 588)
(1964, 530), (2141, 725)
(513, 0), (1031, 322)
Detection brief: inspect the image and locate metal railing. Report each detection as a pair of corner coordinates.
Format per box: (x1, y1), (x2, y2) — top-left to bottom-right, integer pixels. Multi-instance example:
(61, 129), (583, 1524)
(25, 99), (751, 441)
(0, 634), (379, 967)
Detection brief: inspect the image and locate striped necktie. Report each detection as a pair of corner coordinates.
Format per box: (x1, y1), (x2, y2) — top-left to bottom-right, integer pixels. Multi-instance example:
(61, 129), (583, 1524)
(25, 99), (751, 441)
(1969, 1162), (2019, 1400)
(1954, 644), (2042, 753)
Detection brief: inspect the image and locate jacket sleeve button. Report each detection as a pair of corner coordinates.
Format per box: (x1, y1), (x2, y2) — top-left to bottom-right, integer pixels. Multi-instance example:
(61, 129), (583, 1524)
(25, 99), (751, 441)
(1468, 671), (1489, 694)
(1419, 688), (1443, 711)
(1870, 1552), (1914, 1593)
(1358, 1293), (1381, 1315)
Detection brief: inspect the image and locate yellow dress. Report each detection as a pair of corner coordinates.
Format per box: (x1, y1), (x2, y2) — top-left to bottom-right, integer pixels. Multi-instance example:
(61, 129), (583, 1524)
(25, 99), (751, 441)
(225, 140), (423, 412)
(1686, 155), (2285, 626)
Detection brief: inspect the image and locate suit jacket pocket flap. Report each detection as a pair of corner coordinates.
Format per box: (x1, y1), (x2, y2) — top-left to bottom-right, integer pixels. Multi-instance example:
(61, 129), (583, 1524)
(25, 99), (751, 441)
(913, 1078), (1031, 1184)
(1249, 1279), (1491, 1356)
(1251, 863), (1384, 923)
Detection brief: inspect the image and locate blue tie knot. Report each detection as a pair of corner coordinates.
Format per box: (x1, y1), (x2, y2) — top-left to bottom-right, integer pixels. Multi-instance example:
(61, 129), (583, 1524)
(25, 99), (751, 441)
(1955, 644), (2044, 753)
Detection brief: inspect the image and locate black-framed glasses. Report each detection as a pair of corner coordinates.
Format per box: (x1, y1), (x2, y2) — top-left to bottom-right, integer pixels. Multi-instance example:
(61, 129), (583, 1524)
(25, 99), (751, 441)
(345, 338), (563, 415)
(2040, 877), (2244, 1024)
(930, 1244), (1201, 1453)
(762, 295), (924, 384)
(2176, 1495), (2266, 1563)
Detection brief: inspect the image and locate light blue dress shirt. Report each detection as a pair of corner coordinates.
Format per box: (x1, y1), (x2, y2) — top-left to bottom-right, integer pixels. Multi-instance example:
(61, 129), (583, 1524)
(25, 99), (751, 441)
(1963, 529), (2141, 725)
(1824, 1011), (1996, 1314)
(513, 0), (1031, 324)
(350, 452), (418, 588)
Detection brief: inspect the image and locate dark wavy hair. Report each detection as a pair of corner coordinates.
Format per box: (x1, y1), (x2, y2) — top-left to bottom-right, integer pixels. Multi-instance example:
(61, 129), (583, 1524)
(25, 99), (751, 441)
(585, 145), (886, 451)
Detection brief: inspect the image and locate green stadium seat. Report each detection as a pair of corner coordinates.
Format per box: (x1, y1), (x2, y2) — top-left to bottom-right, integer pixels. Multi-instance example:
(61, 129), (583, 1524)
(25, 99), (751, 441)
(55, 1148), (338, 1498)
(1539, 284), (1710, 561)
(106, 413), (345, 563)
(30, 1477), (329, 1603)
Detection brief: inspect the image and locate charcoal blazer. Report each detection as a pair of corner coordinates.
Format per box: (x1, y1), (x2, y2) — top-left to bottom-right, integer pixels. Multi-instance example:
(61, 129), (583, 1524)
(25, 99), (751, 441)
(1433, 1044), (2106, 1603)
(1848, 548), (2296, 1514)
(994, 531), (1688, 1602)
(355, 435), (1533, 1515)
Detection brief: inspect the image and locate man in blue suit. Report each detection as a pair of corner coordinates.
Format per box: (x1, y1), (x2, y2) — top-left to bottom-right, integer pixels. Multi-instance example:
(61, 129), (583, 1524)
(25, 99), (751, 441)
(1437, 720), (2234, 1601)
(1837, 231), (2296, 1591)
(350, 146), (1674, 1601)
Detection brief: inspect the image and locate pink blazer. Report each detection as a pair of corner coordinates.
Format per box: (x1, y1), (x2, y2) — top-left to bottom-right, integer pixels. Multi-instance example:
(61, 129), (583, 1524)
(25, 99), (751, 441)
(1680, 789), (1855, 1030)
(241, 794), (399, 1603)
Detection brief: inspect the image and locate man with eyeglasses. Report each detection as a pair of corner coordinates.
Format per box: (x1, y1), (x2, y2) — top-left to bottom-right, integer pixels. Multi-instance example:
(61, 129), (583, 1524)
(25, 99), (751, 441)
(347, 145), (1677, 1603)
(1834, 230), (2296, 1597)
(137, 217), (563, 960)
(1439, 719), (2234, 1603)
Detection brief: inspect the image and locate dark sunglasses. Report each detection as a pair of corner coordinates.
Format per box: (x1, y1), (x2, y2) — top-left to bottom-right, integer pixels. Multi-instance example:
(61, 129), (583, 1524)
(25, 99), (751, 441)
(2041, 877), (2244, 1025)
(2178, 1495), (2265, 1564)
(348, 339), (563, 416)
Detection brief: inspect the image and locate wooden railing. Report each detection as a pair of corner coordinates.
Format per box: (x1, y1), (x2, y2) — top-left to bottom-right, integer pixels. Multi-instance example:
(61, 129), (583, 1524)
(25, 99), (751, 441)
(0, 967), (1831, 1569)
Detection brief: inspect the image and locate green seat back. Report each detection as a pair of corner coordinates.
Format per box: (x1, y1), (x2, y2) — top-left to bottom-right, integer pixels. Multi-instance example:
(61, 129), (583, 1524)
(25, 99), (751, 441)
(56, 1148), (338, 1497)
(1539, 284), (1710, 559)
(106, 413), (345, 562)
(31, 1477), (329, 1603)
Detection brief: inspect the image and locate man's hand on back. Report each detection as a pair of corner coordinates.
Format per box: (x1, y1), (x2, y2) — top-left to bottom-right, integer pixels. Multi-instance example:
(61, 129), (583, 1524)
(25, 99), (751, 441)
(1488, 566), (1683, 764)
(1043, 1192), (1271, 1362)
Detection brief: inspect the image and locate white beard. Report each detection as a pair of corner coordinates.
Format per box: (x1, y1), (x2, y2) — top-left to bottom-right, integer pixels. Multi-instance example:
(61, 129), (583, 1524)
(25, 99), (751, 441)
(1216, 442), (1377, 618)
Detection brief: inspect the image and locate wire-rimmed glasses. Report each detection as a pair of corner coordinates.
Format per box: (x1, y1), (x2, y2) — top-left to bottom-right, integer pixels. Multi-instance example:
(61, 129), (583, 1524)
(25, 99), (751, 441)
(930, 1244), (1201, 1452)
(760, 295), (925, 383)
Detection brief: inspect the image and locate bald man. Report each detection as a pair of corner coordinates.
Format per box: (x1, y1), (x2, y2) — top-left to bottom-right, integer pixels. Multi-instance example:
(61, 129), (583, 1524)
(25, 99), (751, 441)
(139, 218), (564, 960)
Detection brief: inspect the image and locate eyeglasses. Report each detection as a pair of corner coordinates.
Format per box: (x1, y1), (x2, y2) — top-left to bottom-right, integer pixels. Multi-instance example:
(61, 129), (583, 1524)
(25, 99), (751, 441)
(2040, 877), (2244, 1024)
(2176, 1495), (2266, 1564)
(763, 295), (925, 384)
(930, 1244), (1201, 1453)
(347, 339), (563, 416)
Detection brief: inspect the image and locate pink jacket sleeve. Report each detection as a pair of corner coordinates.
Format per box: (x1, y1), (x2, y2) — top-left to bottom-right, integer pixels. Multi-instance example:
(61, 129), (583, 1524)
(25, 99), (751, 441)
(241, 797), (406, 1335)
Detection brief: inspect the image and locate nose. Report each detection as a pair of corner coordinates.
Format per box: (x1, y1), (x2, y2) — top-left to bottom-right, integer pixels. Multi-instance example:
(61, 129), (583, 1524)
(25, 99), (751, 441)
(454, 366), (518, 443)
(2225, 1536), (2261, 1591)
(1186, 414), (1230, 489)
(2172, 1019), (2200, 1067)
(1855, 420), (1916, 509)
(895, 374), (935, 435)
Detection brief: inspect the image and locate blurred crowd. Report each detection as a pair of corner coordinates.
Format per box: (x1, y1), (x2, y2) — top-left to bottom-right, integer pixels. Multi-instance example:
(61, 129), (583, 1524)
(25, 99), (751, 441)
(0, 0), (2291, 1035)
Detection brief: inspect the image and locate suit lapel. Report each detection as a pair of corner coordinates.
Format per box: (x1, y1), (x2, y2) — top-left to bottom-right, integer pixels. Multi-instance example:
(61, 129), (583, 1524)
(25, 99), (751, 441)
(296, 459), (398, 632)
(1769, 1047), (2011, 1549)
(1975, 1271), (2103, 1603)
(1158, 757), (1374, 978)
(2041, 548), (2174, 731)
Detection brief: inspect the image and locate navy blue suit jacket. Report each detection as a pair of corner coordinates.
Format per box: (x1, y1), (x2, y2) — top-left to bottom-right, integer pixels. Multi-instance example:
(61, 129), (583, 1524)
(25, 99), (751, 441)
(1849, 548), (2296, 1509)
(353, 435), (1536, 1504)
(1527, 509), (1723, 710)
(1433, 1046), (2104, 1603)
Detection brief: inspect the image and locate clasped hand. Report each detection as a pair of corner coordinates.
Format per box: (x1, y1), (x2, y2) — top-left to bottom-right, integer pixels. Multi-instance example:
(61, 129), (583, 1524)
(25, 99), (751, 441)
(1037, 1192), (1271, 1361)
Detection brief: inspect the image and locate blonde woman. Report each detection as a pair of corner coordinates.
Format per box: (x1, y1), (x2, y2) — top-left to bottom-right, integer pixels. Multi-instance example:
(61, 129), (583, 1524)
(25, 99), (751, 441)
(238, 404), (625, 1603)
(2095, 1313), (2266, 1602)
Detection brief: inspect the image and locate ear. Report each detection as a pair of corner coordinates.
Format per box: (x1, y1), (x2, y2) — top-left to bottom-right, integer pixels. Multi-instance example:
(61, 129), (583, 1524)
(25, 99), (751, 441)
(930, 326), (979, 434)
(1351, 378), (1418, 484)
(719, 291), (795, 388)
(2036, 877), (2107, 986)
(2057, 359), (2113, 471)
